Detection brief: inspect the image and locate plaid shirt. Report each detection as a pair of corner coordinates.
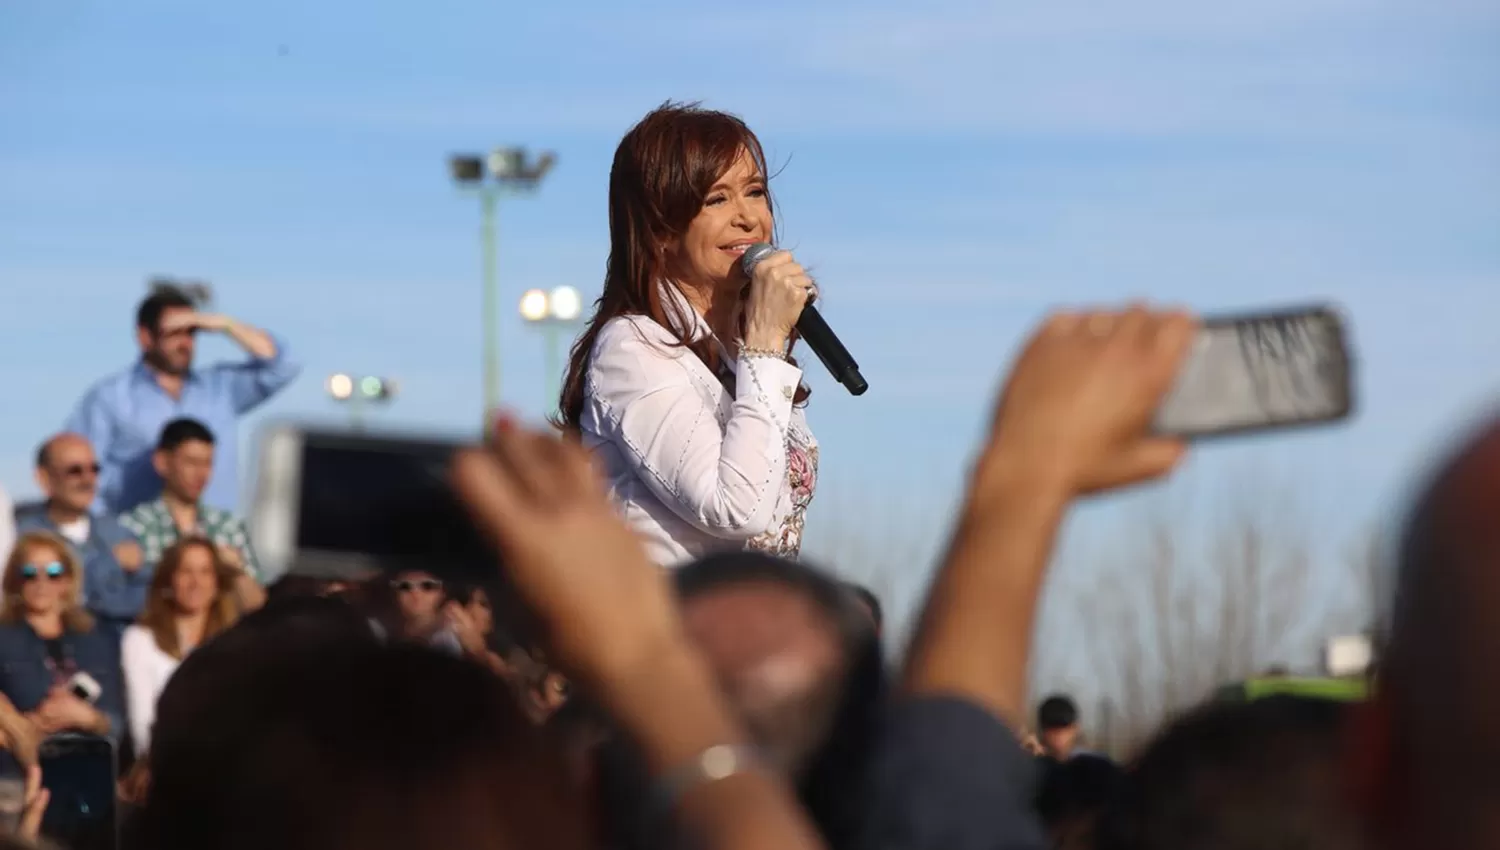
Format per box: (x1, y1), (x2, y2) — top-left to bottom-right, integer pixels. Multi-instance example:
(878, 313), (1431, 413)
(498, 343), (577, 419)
(118, 498), (261, 581)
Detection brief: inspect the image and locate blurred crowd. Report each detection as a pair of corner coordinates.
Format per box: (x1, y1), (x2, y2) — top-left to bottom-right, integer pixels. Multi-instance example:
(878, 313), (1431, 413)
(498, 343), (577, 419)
(0, 290), (1495, 850)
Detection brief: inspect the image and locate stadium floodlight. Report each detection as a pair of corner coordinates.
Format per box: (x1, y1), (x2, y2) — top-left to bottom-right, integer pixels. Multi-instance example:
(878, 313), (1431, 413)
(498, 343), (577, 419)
(447, 145), (557, 425)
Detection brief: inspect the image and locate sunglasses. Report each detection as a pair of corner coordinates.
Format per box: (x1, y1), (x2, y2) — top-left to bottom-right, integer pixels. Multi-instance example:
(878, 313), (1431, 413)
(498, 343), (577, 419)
(392, 579), (442, 593)
(20, 562), (67, 582)
(56, 463), (101, 478)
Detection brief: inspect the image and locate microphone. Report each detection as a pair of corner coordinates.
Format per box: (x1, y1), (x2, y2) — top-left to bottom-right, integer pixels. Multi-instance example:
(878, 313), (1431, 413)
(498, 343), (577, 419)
(741, 243), (868, 396)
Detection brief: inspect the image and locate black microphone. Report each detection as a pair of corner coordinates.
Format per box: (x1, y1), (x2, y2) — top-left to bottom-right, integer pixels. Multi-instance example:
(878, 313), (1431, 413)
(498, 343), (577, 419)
(741, 243), (868, 396)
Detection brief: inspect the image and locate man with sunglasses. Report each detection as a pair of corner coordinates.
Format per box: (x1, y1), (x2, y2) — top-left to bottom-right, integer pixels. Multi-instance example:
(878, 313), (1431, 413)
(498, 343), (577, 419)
(373, 571), (463, 656)
(64, 287), (300, 516)
(13, 434), (151, 642)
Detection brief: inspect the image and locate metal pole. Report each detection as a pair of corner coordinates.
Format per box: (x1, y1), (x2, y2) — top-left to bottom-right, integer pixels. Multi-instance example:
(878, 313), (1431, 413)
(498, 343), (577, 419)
(480, 188), (500, 422)
(348, 393), (366, 431)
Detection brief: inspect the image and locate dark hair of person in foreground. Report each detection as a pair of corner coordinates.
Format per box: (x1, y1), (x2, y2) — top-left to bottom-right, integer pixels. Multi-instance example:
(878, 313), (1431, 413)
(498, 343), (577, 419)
(126, 596), (586, 850)
(1093, 695), (1366, 850)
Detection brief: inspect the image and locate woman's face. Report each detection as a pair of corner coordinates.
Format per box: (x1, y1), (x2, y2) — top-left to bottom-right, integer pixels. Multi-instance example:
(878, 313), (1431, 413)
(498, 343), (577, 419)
(171, 545), (220, 615)
(671, 148), (772, 294)
(17, 544), (71, 616)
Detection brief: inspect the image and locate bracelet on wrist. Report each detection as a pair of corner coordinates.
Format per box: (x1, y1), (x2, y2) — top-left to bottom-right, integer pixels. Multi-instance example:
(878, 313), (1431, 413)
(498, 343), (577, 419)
(655, 744), (764, 809)
(739, 345), (788, 362)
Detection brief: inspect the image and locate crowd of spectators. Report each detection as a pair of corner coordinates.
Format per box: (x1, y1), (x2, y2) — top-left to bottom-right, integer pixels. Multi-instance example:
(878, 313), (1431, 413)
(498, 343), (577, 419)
(0, 290), (1492, 850)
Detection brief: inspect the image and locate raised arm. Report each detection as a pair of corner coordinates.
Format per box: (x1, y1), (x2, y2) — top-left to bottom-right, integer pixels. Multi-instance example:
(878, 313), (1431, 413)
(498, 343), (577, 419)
(452, 418), (826, 850)
(197, 315), (301, 413)
(589, 319), (799, 540)
(864, 308), (1197, 850)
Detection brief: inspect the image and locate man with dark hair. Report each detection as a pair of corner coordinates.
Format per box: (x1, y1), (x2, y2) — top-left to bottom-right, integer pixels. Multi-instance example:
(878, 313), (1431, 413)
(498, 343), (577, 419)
(14, 433), (149, 635)
(1037, 695), (1082, 759)
(1094, 696), (1363, 850)
(118, 418), (265, 611)
(66, 287), (298, 515)
(129, 602), (585, 850)
(1035, 694), (1123, 839)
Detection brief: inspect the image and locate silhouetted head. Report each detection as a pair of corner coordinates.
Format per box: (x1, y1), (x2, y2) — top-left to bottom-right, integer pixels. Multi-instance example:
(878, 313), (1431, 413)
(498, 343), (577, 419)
(132, 595), (587, 850)
(1358, 414), (1500, 848)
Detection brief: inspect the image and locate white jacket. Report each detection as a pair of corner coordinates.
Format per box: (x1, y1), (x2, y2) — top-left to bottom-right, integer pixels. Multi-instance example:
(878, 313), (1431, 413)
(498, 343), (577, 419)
(579, 286), (819, 567)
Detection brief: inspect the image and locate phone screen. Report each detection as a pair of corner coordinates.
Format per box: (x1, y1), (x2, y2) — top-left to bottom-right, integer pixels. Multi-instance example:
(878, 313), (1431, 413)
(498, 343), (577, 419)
(40, 736), (117, 850)
(1152, 305), (1353, 438)
(292, 433), (496, 579)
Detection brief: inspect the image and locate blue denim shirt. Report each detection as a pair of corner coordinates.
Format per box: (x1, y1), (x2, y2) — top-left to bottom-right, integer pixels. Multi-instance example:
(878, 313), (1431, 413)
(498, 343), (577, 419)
(64, 338), (300, 515)
(0, 621), (124, 744)
(13, 505), (154, 622)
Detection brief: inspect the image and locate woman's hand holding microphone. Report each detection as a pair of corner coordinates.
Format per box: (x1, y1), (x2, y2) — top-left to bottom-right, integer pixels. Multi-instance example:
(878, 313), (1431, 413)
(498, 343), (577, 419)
(741, 250), (814, 356)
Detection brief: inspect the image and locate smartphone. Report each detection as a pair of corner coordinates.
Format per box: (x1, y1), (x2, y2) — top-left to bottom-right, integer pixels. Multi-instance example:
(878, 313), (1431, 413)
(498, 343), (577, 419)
(1153, 304), (1354, 438)
(249, 427), (497, 583)
(39, 735), (117, 850)
(68, 672), (102, 704)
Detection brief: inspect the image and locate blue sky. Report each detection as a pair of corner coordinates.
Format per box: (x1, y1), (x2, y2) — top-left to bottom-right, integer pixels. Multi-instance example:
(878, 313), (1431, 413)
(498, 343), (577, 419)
(3, 0), (1497, 688)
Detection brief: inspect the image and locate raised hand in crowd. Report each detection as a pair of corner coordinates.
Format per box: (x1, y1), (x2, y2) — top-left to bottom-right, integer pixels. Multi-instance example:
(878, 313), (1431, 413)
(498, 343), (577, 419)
(907, 306), (1195, 725)
(443, 600), (487, 657)
(452, 414), (825, 850)
(15, 764), (48, 844)
(442, 600), (512, 679)
(864, 306), (1196, 850)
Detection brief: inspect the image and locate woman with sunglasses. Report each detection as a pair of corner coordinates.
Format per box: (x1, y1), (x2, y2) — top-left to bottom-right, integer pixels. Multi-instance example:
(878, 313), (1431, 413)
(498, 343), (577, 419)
(120, 538), (241, 756)
(0, 531), (124, 743)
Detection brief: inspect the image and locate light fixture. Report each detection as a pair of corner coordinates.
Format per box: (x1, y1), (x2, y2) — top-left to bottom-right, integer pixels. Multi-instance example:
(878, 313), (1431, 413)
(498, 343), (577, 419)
(449, 143), (557, 422)
(549, 286), (582, 322)
(449, 155), (484, 184)
(487, 147), (525, 180)
(326, 373), (354, 400)
(518, 288), (550, 323)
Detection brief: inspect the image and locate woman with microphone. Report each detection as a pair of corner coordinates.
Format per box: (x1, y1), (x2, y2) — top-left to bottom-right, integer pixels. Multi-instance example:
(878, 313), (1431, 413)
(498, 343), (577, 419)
(556, 102), (819, 567)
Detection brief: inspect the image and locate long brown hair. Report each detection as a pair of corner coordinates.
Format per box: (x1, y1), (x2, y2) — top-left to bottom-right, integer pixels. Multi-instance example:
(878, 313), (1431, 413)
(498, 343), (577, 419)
(138, 538), (240, 659)
(1, 530), (94, 634)
(556, 101), (810, 432)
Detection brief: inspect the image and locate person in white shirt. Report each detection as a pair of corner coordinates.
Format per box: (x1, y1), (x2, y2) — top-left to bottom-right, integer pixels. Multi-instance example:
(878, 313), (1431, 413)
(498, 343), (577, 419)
(121, 537), (240, 754)
(555, 103), (820, 567)
(0, 484), (13, 567)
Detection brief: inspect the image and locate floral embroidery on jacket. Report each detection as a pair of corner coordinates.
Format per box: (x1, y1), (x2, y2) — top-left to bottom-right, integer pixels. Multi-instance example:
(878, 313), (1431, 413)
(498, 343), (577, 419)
(746, 423), (818, 559)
